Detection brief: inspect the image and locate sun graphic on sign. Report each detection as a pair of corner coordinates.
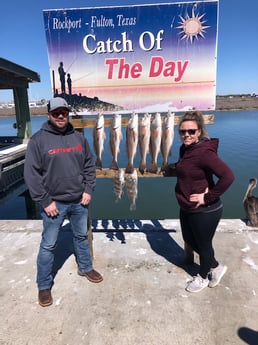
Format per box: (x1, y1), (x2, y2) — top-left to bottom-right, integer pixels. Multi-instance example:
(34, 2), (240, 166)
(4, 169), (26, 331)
(177, 8), (210, 43)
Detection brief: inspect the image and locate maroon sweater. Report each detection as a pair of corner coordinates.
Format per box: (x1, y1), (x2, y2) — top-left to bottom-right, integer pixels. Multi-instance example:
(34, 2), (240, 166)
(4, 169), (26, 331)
(175, 138), (235, 211)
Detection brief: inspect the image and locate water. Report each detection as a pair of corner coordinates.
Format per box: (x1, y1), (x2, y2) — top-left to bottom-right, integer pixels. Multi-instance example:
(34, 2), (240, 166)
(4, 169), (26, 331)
(0, 111), (257, 220)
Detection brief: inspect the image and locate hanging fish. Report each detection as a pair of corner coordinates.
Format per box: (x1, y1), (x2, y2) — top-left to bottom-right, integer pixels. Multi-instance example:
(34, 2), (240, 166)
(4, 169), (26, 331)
(125, 112), (138, 174)
(161, 111), (175, 171)
(125, 169), (138, 211)
(138, 113), (151, 175)
(93, 113), (106, 168)
(113, 168), (125, 203)
(109, 114), (122, 170)
(147, 112), (162, 174)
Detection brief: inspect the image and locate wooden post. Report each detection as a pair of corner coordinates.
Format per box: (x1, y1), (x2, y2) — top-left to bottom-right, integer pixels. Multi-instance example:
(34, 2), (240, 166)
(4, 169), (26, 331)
(13, 87), (32, 140)
(87, 208), (94, 260)
(184, 242), (194, 265)
(23, 189), (40, 219)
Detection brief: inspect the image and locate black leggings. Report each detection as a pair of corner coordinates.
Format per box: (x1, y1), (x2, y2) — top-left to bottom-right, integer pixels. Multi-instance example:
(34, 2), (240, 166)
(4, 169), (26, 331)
(180, 206), (223, 278)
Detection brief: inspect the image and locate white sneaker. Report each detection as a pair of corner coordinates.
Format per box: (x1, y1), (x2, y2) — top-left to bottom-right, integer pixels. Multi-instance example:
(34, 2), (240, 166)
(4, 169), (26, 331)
(209, 264), (227, 288)
(185, 274), (209, 293)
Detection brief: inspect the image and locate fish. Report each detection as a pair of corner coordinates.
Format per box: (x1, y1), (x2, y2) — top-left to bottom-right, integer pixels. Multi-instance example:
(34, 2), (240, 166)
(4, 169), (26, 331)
(138, 113), (151, 175)
(147, 112), (162, 173)
(125, 169), (138, 211)
(161, 111), (175, 171)
(125, 112), (138, 174)
(109, 114), (122, 170)
(113, 168), (125, 203)
(93, 113), (106, 168)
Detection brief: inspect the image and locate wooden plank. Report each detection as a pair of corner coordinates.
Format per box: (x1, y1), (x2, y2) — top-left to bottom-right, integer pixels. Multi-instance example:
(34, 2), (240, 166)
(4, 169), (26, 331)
(70, 114), (214, 129)
(96, 168), (164, 178)
(87, 215), (93, 260)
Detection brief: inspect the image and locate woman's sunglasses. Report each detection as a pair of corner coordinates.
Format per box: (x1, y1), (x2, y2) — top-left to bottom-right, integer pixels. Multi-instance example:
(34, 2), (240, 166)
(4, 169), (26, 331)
(179, 129), (198, 135)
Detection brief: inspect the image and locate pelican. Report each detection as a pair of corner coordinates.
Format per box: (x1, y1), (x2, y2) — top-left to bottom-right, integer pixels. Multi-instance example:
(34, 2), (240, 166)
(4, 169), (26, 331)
(243, 178), (258, 227)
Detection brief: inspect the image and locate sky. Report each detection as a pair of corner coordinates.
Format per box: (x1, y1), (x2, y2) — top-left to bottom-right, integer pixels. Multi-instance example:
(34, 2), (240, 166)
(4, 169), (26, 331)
(1, 0), (258, 102)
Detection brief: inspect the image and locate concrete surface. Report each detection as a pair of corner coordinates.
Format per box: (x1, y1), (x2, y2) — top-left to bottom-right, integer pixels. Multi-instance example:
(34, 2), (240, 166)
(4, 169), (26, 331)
(0, 219), (258, 345)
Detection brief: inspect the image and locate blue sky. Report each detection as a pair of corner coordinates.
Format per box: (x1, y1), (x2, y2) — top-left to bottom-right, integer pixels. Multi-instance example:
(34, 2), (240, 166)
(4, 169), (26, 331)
(1, 0), (258, 102)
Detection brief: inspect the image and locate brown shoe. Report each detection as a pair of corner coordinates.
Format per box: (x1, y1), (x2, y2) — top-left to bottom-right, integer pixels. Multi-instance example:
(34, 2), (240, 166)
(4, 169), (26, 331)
(78, 269), (103, 283)
(38, 289), (53, 307)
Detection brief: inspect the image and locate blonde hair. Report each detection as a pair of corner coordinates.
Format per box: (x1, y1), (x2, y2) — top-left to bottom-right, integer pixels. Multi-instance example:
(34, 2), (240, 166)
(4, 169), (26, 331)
(179, 111), (210, 140)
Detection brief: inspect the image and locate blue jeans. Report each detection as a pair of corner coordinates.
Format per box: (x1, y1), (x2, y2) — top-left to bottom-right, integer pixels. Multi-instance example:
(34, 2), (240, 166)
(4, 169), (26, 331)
(37, 201), (92, 290)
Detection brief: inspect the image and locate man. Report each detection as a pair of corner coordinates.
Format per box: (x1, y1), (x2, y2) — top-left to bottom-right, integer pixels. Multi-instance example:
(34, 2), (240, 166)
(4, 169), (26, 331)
(58, 61), (66, 94)
(24, 97), (103, 307)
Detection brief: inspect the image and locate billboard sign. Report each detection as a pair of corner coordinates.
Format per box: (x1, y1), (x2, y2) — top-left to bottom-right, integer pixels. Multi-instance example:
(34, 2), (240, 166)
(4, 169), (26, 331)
(43, 1), (218, 113)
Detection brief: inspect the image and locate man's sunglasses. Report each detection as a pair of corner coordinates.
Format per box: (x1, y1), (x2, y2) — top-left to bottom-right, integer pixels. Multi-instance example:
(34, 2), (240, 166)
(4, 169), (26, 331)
(51, 110), (69, 118)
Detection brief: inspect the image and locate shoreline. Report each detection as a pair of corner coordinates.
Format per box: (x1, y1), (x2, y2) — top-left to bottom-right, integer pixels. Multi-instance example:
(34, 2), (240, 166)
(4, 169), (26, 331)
(0, 95), (258, 117)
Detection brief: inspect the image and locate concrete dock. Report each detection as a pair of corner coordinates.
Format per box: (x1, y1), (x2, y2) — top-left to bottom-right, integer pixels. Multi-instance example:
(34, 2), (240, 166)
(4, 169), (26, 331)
(0, 219), (258, 345)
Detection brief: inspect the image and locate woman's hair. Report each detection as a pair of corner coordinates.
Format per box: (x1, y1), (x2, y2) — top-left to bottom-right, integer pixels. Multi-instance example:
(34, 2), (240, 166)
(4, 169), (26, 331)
(178, 110), (210, 139)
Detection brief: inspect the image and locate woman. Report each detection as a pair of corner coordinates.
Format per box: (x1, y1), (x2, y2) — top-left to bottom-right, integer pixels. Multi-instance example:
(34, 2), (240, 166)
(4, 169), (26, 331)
(165, 111), (234, 292)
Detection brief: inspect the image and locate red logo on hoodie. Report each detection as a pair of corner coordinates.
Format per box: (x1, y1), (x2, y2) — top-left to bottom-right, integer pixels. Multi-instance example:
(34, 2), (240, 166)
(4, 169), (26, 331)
(48, 144), (83, 155)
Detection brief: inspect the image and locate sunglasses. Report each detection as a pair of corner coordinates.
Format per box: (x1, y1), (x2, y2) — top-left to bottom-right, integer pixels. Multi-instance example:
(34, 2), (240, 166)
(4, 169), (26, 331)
(179, 129), (198, 135)
(51, 110), (69, 118)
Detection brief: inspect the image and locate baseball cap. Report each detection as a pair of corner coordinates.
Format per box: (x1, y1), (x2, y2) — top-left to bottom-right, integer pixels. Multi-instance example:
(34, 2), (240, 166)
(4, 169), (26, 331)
(47, 97), (70, 112)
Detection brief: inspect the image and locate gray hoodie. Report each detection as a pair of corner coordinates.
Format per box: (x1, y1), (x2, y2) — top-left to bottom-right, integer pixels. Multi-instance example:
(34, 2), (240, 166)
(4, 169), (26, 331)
(24, 121), (96, 209)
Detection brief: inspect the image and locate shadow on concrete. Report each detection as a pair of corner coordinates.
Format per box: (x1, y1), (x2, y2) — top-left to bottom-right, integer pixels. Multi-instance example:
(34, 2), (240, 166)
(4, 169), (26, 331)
(92, 219), (171, 232)
(52, 223), (75, 280)
(92, 219), (199, 276)
(50, 219), (199, 281)
(144, 230), (199, 276)
(238, 327), (258, 345)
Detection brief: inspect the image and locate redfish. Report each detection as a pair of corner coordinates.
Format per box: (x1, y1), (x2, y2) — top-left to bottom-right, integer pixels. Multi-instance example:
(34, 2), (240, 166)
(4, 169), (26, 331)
(147, 112), (162, 174)
(93, 113), (106, 168)
(125, 112), (138, 174)
(161, 111), (175, 171)
(109, 114), (122, 170)
(138, 113), (151, 175)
